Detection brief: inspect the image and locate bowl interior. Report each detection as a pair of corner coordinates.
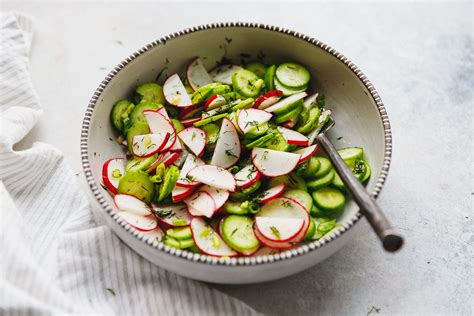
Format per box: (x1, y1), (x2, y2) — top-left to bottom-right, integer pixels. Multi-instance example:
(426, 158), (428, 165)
(85, 26), (387, 252)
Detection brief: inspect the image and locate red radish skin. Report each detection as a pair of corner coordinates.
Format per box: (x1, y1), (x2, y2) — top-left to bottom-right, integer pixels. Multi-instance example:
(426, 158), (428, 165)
(190, 218), (238, 257)
(293, 144), (319, 163)
(161, 152), (181, 166)
(254, 227), (294, 250)
(102, 158), (125, 194)
(179, 105), (203, 120)
(251, 148), (301, 177)
(163, 73), (193, 107)
(172, 185), (195, 202)
(143, 110), (177, 151)
(180, 117), (202, 127)
(131, 133), (170, 157)
(204, 95), (226, 110)
(277, 127), (309, 146)
(255, 90), (283, 109)
(178, 127), (206, 157)
(186, 57), (213, 91)
(234, 165), (261, 189)
(255, 184), (286, 203)
(198, 185), (229, 210)
(282, 117), (298, 129)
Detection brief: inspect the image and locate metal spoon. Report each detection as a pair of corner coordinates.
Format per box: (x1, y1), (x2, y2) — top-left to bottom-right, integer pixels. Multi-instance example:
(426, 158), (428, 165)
(308, 115), (404, 252)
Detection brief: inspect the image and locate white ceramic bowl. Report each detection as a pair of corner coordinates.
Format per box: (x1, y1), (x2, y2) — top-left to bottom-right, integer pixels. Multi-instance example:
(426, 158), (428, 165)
(81, 23), (392, 284)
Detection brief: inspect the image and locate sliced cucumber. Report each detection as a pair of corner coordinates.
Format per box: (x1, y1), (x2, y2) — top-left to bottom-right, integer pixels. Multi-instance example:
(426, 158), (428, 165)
(312, 187), (345, 213)
(264, 65), (276, 91)
(297, 156), (321, 179)
(360, 160), (371, 183)
(193, 113), (228, 127)
(307, 169), (335, 191)
(243, 122), (269, 139)
(126, 123), (150, 152)
(262, 131), (290, 151)
(223, 201), (248, 215)
(275, 63), (311, 89)
(245, 62), (266, 78)
(221, 215), (259, 251)
(179, 238), (195, 249)
(232, 69), (265, 97)
(201, 123), (220, 146)
(337, 147), (364, 161)
(171, 119), (184, 133)
(281, 189), (313, 213)
(332, 159), (367, 190)
(310, 204), (327, 218)
(117, 171), (155, 203)
(166, 226), (192, 240)
(274, 77), (308, 96)
(245, 131), (277, 149)
(126, 155), (157, 172)
(231, 98), (255, 111)
(304, 218), (316, 241)
(135, 83), (165, 104)
(163, 236), (194, 249)
(191, 82), (221, 104)
(268, 173), (307, 191)
(296, 107), (320, 134)
(273, 98), (303, 116)
(312, 157), (333, 178)
(157, 165), (179, 202)
(129, 102), (161, 126)
(111, 100), (135, 132)
(230, 181), (261, 200)
(275, 102), (303, 124)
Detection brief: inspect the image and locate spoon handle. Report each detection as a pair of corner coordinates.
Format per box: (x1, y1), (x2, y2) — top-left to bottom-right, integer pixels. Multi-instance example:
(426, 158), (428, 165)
(316, 133), (403, 252)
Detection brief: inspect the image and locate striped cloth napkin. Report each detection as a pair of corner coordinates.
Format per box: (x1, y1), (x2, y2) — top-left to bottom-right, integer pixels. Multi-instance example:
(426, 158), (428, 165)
(0, 12), (257, 316)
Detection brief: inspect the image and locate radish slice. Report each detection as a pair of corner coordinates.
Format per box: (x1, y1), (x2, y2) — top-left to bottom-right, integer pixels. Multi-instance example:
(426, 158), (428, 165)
(277, 126), (309, 146)
(255, 90), (283, 109)
(161, 152), (181, 166)
(198, 185), (229, 210)
(116, 211), (158, 232)
(234, 165), (261, 189)
(163, 73), (193, 107)
(293, 144), (318, 163)
(237, 109), (273, 134)
(102, 158), (125, 194)
(131, 133), (169, 157)
(178, 127), (206, 157)
(157, 107), (170, 120)
(143, 110), (176, 151)
(204, 95), (227, 110)
(186, 57), (213, 91)
(188, 165), (236, 192)
(173, 149), (189, 168)
(114, 194), (152, 216)
(211, 118), (240, 168)
(169, 138), (183, 152)
(282, 117), (298, 128)
(264, 91), (308, 113)
(141, 227), (165, 242)
(254, 247), (280, 256)
(152, 204), (192, 226)
(172, 185), (195, 202)
(209, 64), (243, 85)
(257, 197), (310, 243)
(254, 228), (294, 250)
(238, 245), (260, 257)
(176, 154), (205, 187)
(180, 117), (202, 127)
(254, 184), (285, 203)
(255, 217), (305, 242)
(184, 191), (216, 218)
(251, 148), (301, 177)
(191, 218), (237, 257)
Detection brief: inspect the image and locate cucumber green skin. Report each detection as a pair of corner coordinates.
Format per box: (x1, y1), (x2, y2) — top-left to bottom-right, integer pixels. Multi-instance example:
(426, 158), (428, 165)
(134, 83), (165, 104)
(332, 164), (366, 191)
(171, 119), (184, 133)
(243, 122), (269, 139)
(268, 173), (307, 191)
(275, 103), (303, 124)
(311, 218), (337, 240)
(313, 157), (333, 178)
(273, 98), (303, 116)
(157, 165), (179, 202)
(360, 160), (371, 183)
(297, 156), (321, 179)
(201, 123), (220, 146)
(163, 236), (194, 249)
(245, 131), (277, 149)
(129, 102), (161, 126)
(245, 62), (266, 78)
(264, 65), (276, 91)
(111, 100), (135, 133)
(126, 155), (158, 172)
(262, 131), (290, 151)
(126, 123), (150, 152)
(274, 77), (308, 96)
(275, 63), (311, 89)
(281, 189), (313, 213)
(221, 215), (260, 251)
(179, 238), (195, 248)
(230, 181), (261, 200)
(165, 105), (179, 118)
(222, 92), (238, 102)
(231, 98), (255, 111)
(193, 113), (228, 127)
(312, 187), (346, 213)
(297, 107), (321, 134)
(191, 83), (221, 104)
(304, 218), (316, 241)
(187, 244), (201, 253)
(307, 169), (335, 191)
(310, 205), (327, 218)
(337, 147), (364, 161)
(232, 69), (264, 97)
(117, 171), (155, 203)
(223, 201), (249, 215)
(166, 226), (192, 240)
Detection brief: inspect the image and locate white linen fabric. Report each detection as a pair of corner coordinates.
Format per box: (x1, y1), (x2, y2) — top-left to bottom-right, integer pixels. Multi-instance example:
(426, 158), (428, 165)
(0, 12), (257, 316)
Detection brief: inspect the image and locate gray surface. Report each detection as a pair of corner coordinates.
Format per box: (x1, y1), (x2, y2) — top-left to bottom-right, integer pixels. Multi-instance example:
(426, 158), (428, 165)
(4, 1), (473, 315)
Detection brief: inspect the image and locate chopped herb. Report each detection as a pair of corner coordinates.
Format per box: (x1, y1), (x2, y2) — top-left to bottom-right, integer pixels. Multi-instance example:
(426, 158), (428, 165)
(108, 137), (113, 141)
(230, 228), (239, 237)
(257, 50), (266, 60)
(155, 67), (168, 82)
(106, 288), (116, 296)
(154, 208), (173, 218)
(270, 226), (281, 238)
(367, 306), (381, 315)
(211, 235), (220, 248)
(140, 185), (149, 192)
(191, 132), (196, 141)
(115, 40), (123, 46)
(337, 136), (343, 140)
(281, 200), (291, 208)
(112, 169), (122, 178)
(200, 227), (211, 238)
(261, 151), (269, 160)
(225, 37), (232, 44)
(100, 183), (108, 190)
(225, 149), (238, 158)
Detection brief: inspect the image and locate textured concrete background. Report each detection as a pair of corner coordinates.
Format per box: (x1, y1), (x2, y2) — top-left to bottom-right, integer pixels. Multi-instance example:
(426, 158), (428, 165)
(3, 1), (473, 315)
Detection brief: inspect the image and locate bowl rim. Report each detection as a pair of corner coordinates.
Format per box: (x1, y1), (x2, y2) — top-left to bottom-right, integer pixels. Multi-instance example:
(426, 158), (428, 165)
(81, 22), (392, 267)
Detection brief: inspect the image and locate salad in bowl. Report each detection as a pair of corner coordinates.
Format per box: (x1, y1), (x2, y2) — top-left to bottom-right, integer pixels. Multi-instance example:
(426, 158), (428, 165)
(102, 57), (371, 258)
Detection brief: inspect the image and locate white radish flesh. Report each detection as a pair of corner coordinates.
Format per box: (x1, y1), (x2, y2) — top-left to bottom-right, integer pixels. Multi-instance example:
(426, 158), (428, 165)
(114, 194), (152, 216)
(251, 148), (301, 177)
(116, 211), (158, 232)
(210, 118), (241, 168)
(186, 57), (213, 91)
(141, 227), (165, 242)
(292, 144), (318, 163)
(163, 73), (193, 107)
(255, 184), (285, 203)
(144, 111), (177, 151)
(237, 108), (273, 134)
(131, 133), (169, 157)
(255, 217), (305, 242)
(152, 204), (192, 226)
(176, 154), (204, 187)
(191, 218), (237, 257)
(184, 191), (216, 218)
(172, 185), (195, 202)
(263, 91), (308, 113)
(277, 126), (309, 146)
(234, 165), (260, 188)
(198, 185), (229, 210)
(187, 165), (236, 192)
(178, 127), (206, 157)
(255, 90), (283, 109)
(204, 95), (227, 110)
(209, 64), (243, 85)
